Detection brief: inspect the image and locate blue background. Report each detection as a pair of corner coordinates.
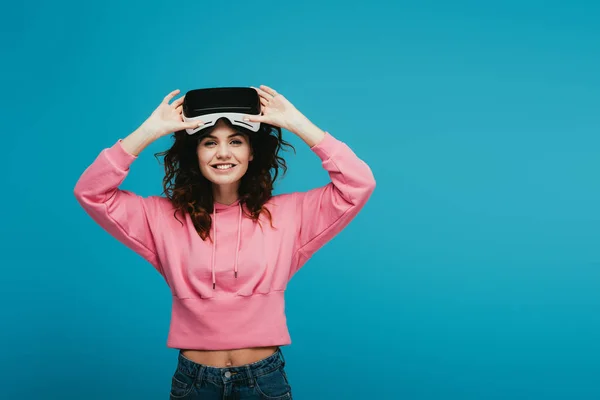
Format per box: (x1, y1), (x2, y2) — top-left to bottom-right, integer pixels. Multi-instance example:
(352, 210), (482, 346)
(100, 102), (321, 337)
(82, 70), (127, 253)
(2, 0), (599, 398)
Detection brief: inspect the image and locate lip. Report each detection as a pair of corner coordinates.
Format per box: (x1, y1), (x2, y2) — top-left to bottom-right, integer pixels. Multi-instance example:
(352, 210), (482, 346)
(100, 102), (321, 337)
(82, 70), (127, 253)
(210, 163), (237, 172)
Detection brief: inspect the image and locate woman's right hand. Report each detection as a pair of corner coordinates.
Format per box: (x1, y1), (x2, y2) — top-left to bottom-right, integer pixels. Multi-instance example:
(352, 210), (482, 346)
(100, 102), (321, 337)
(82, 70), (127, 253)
(139, 89), (204, 139)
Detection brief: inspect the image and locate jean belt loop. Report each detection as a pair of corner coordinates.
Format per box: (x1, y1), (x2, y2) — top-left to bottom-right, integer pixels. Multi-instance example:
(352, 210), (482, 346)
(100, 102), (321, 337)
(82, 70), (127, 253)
(279, 348), (286, 365)
(246, 364), (255, 388)
(196, 365), (205, 386)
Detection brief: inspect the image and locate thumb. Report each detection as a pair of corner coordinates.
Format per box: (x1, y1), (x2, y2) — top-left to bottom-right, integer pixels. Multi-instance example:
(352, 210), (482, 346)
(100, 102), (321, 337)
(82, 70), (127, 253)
(185, 120), (205, 129)
(244, 115), (267, 123)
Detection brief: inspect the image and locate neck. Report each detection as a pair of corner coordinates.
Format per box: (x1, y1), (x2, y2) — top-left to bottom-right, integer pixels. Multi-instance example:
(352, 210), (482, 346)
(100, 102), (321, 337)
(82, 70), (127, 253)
(213, 184), (240, 205)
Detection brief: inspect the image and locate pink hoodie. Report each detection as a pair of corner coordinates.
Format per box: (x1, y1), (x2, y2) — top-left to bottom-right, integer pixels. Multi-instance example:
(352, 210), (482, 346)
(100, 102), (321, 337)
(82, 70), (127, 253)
(74, 132), (375, 350)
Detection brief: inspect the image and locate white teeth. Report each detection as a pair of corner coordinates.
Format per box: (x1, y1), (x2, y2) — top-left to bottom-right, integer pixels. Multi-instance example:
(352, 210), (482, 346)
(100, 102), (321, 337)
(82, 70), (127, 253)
(215, 164), (234, 170)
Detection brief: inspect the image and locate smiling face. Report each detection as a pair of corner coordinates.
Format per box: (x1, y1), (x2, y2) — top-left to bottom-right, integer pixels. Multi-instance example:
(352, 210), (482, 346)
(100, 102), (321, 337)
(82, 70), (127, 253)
(196, 119), (254, 192)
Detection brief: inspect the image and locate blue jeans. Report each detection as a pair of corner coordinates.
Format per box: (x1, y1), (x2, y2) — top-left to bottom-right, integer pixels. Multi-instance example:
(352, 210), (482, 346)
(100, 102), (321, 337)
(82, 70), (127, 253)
(169, 348), (293, 399)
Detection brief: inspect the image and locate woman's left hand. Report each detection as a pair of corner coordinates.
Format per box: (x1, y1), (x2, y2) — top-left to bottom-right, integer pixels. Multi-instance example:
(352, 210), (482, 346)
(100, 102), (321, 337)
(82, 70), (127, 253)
(245, 85), (308, 133)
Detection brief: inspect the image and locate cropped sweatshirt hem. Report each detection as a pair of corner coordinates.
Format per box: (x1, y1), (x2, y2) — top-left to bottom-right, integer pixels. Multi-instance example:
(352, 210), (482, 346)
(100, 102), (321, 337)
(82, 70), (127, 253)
(168, 291), (290, 350)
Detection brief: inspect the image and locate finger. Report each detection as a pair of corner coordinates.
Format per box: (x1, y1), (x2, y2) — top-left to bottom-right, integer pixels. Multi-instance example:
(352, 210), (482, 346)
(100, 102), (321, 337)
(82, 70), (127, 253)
(176, 105), (183, 113)
(162, 89), (180, 104)
(171, 95), (185, 108)
(260, 98), (269, 108)
(260, 85), (278, 97)
(252, 86), (272, 100)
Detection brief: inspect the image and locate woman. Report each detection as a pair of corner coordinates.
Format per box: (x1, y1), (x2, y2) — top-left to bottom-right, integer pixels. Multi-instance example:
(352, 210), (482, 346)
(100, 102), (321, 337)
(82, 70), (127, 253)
(74, 85), (375, 399)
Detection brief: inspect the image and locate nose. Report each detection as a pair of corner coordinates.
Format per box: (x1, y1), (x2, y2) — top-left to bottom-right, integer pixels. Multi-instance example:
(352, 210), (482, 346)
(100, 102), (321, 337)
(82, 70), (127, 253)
(216, 142), (232, 159)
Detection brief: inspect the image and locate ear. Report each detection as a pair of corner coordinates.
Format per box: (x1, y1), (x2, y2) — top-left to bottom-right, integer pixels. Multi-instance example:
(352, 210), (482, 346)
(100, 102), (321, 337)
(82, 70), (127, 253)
(249, 152), (254, 162)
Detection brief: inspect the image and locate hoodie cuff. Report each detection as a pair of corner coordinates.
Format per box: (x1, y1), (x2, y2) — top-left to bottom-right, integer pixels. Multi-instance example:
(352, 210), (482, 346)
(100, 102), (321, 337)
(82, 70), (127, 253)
(104, 139), (138, 171)
(309, 132), (339, 160)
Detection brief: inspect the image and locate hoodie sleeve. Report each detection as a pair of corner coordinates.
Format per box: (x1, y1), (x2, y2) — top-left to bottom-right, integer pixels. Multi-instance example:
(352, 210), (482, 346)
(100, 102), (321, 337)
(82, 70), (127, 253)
(291, 132), (376, 275)
(73, 139), (164, 276)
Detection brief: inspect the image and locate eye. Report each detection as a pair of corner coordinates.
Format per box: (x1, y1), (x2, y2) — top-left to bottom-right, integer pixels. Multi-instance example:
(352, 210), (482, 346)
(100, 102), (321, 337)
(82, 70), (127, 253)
(231, 139), (243, 145)
(203, 140), (216, 147)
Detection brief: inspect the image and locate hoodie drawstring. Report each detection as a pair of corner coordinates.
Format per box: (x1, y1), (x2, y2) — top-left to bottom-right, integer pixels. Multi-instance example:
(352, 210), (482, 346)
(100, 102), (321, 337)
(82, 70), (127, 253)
(211, 203), (243, 290)
(235, 204), (241, 278)
(211, 206), (217, 289)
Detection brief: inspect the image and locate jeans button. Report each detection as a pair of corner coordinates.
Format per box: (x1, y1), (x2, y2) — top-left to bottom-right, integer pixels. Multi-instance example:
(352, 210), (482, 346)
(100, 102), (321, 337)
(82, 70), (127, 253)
(224, 371), (231, 378)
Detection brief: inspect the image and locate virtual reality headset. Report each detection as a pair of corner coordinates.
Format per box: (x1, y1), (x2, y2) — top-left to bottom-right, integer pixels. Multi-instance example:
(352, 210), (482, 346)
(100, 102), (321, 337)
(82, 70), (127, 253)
(182, 87), (262, 135)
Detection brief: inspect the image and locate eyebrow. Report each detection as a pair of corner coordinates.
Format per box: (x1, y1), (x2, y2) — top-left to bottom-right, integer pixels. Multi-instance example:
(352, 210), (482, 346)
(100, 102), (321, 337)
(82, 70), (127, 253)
(201, 132), (245, 140)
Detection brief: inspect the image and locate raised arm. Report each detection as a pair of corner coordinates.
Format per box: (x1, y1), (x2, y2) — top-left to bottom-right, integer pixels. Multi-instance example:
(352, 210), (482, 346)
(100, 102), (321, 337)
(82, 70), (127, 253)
(73, 89), (204, 274)
(291, 131), (375, 273)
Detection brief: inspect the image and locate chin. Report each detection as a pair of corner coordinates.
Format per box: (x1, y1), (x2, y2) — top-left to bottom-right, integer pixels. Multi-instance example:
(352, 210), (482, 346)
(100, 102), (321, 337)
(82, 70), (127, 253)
(210, 176), (242, 186)
(204, 170), (248, 186)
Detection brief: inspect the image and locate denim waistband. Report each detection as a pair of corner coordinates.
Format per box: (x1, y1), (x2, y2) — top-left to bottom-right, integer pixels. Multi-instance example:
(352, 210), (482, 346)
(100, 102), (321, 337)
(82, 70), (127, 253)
(176, 348), (285, 384)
